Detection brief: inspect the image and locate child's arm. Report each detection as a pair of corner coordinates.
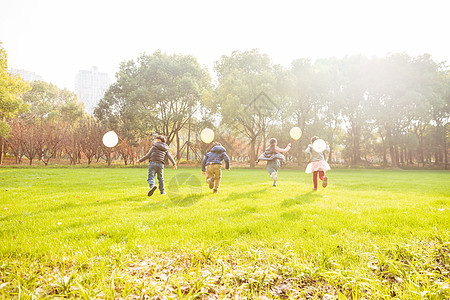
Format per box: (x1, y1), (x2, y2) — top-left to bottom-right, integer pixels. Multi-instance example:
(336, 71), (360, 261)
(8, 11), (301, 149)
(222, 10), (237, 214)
(305, 145), (311, 154)
(136, 147), (154, 163)
(201, 154), (208, 173)
(305, 145), (311, 161)
(276, 144), (291, 154)
(223, 153), (230, 170)
(166, 152), (177, 169)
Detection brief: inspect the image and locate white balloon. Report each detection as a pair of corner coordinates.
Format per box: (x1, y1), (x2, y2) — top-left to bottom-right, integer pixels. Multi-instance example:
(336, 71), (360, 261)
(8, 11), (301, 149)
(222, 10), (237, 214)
(200, 128), (214, 144)
(313, 139), (327, 152)
(102, 131), (118, 148)
(290, 127), (302, 140)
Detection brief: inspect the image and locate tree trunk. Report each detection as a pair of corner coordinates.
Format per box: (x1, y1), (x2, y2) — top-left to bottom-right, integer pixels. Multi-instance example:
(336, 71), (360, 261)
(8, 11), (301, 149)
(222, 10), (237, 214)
(0, 137), (3, 165)
(445, 145), (448, 170)
(187, 116), (191, 161)
(297, 118), (306, 167)
(419, 136), (425, 167)
(328, 144), (333, 163)
(250, 137), (256, 168)
(176, 130), (180, 162)
(400, 147), (404, 165)
(445, 126), (448, 170)
(0, 116), (5, 165)
(394, 146), (399, 167)
(386, 127), (398, 168)
(353, 125), (362, 164)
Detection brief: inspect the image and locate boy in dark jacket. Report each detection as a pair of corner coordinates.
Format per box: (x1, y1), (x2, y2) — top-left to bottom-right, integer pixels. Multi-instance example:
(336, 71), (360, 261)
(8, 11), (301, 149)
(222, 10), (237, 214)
(201, 142), (230, 194)
(136, 135), (177, 197)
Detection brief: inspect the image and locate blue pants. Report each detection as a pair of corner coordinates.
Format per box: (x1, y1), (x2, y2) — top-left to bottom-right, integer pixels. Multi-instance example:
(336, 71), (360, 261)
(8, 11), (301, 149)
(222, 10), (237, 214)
(266, 159), (280, 176)
(147, 161), (165, 192)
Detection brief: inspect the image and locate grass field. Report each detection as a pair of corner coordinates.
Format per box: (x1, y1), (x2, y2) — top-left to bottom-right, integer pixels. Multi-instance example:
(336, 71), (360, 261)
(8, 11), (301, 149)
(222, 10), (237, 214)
(0, 167), (449, 299)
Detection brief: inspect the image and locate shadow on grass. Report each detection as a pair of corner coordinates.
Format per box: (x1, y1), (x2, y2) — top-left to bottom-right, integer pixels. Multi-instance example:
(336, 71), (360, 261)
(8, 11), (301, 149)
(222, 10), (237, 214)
(223, 188), (269, 202)
(281, 191), (321, 208)
(136, 193), (204, 212)
(44, 218), (106, 236)
(229, 205), (258, 218)
(0, 196), (143, 222)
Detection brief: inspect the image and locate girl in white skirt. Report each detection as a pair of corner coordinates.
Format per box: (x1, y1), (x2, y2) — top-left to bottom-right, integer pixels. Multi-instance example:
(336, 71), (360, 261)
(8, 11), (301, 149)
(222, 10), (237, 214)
(305, 136), (330, 191)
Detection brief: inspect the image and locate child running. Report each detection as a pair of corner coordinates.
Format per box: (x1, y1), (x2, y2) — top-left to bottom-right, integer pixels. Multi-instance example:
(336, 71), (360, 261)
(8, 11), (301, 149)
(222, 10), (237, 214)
(258, 138), (291, 187)
(201, 142), (230, 194)
(305, 136), (330, 191)
(136, 135), (177, 197)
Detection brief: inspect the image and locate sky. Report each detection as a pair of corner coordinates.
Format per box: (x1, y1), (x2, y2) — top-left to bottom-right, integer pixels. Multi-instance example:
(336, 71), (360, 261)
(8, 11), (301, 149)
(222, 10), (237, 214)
(1, 0), (449, 91)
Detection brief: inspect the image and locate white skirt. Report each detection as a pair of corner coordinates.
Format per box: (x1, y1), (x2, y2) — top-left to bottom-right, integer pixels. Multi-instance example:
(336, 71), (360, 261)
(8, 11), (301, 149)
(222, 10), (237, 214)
(305, 160), (331, 173)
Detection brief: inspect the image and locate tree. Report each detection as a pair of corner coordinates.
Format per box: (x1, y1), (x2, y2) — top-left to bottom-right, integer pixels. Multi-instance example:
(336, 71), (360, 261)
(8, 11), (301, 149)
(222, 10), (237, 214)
(95, 51), (211, 161)
(7, 118), (26, 164)
(339, 55), (371, 165)
(77, 117), (103, 165)
(36, 121), (62, 165)
(367, 54), (443, 167)
(215, 49), (283, 167)
(20, 81), (84, 165)
(416, 56), (450, 169)
(280, 58), (320, 165)
(310, 58), (345, 163)
(21, 121), (39, 165)
(0, 43), (30, 163)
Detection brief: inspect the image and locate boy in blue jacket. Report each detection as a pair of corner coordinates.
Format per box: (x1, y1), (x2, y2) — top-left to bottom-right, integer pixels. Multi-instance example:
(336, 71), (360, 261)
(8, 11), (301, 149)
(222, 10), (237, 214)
(201, 142), (230, 194)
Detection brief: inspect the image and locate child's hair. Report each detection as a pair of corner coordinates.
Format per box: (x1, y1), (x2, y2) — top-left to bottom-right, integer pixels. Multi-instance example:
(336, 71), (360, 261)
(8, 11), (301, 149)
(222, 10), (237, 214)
(212, 141), (222, 147)
(155, 135), (166, 143)
(267, 138), (277, 153)
(311, 136), (319, 144)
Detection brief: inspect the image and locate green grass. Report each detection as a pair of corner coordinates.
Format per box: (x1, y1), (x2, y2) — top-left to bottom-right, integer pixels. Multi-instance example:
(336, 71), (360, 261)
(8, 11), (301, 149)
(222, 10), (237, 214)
(0, 167), (449, 299)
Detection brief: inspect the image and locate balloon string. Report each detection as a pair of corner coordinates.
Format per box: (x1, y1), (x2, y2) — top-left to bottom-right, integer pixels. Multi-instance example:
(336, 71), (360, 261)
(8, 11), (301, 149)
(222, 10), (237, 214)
(292, 139), (299, 144)
(113, 131), (136, 159)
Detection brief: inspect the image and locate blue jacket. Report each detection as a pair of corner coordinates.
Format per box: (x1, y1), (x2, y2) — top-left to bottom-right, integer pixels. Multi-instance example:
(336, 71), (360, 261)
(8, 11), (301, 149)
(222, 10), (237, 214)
(202, 145), (230, 171)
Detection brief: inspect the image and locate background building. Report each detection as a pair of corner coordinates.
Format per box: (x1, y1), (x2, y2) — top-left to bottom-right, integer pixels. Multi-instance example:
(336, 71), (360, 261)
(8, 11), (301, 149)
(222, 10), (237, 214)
(9, 68), (44, 82)
(75, 66), (111, 114)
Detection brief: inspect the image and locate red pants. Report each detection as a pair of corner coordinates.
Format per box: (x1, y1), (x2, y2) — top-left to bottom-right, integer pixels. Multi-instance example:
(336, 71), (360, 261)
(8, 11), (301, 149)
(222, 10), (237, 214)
(313, 171), (325, 189)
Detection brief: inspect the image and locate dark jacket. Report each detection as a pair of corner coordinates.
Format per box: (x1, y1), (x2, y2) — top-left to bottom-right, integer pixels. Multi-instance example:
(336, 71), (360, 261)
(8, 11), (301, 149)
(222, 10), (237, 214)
(202, 145), (230, 172)
(137, 142), (176, 165)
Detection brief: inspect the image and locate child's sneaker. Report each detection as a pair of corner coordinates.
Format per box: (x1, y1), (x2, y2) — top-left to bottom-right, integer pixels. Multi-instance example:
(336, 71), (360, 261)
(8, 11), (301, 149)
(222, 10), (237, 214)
(147, 186), (157, 197)
(160, 191), (166, 195)
(312, 188), (317, 192)
(213, 189), (218, 194)
(207, 178), (214, 189)
(322, 177), (328, 188)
